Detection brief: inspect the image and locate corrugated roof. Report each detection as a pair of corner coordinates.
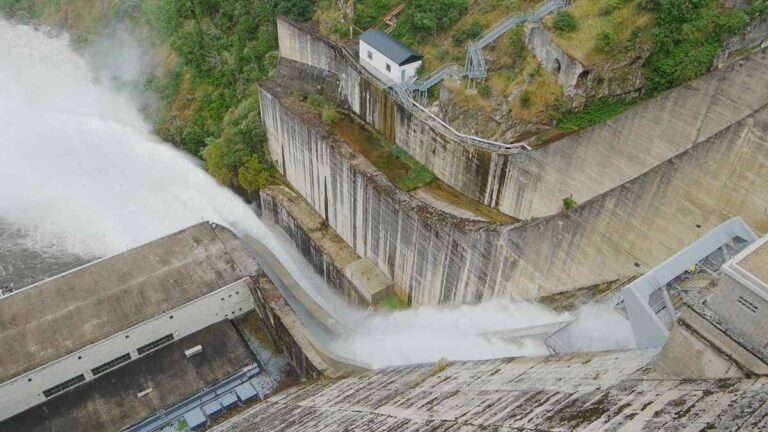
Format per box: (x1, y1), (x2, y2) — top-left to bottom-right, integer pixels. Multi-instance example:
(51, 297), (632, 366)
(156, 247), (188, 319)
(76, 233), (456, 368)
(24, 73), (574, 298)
(360, 29), (422, 65)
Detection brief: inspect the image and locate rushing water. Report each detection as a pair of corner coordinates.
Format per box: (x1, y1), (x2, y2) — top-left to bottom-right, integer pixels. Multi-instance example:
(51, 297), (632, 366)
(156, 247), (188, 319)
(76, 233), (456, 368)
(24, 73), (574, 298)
(0, 20), (635, 369)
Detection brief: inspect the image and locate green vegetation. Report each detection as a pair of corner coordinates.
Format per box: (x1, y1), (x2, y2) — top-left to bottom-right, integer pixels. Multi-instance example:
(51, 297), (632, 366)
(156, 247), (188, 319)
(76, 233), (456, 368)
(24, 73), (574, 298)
(506, 25), (527, 70)
(393, 156), (436, 190)
(392, 0), (467, 37)
(451, 19), (484, 46)
(552, 10), (579, 34)
(175, 418), (189, 431)
(557, 97), (635, 131)
(325, 107), (436, 191)
(519, 89), (532, 108)
(304, 94), (340, 125)
(596, 30), (618, 53)
(562, 195), (578, 211)
(478, 81), (492, 97)
(0, 0), (321, 196)
(643, 0), (767, 93)
(599, 0), (627, 16)
(376, 293), (410, 310)
(353, 0), (467, 40)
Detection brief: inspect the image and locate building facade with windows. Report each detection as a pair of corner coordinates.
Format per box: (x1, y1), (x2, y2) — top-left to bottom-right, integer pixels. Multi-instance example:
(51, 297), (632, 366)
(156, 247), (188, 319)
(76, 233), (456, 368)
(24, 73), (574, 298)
(707, 234), (768, 348)
(0, 222), (260, 422)
(359, 29), (422, 84)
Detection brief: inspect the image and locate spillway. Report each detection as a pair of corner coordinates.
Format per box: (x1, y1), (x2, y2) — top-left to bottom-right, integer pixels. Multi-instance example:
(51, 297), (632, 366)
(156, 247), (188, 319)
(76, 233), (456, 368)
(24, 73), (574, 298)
(0, 19), (634, 370)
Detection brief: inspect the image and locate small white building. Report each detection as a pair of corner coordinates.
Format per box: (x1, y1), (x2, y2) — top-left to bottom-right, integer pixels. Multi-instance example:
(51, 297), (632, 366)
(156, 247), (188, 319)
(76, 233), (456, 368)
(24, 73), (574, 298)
(359, 29), (422, 84)
(708, 234), (768, 348)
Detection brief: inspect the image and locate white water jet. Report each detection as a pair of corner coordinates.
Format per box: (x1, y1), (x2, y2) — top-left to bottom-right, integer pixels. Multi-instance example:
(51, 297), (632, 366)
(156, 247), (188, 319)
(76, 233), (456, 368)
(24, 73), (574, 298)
(0, 20), (634, 369)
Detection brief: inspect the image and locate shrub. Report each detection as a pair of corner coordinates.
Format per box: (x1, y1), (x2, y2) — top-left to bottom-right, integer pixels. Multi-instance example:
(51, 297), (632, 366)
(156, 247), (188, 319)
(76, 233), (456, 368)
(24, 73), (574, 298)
(557, 97), (635, 131)
(321, 106), (339, 124)
(307, 94), (326, 108)
(238, 156), (277, 192)
(596, 30), (618, 53)
(642, 0), (762, 93)
(478, 82), (492, 97)
(401, 0), (467, 35)
(562, 195), (577, 211)
(451, 20), (484, 46)
(552, 10), (578, 34)
(506, 25), (527, 70)
(277, 0), (317, 21)
(519, 89), (532, 108)
(354, 0), (399, 29)
(598, 0), (624, 16)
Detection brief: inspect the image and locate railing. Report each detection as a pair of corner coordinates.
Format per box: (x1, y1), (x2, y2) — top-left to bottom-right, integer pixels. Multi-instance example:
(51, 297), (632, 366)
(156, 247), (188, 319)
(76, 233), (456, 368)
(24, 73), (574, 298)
(343, 45), (530, 153)
(435, 0), (565, 89)
(417, 63), (464, 91)
(477, 12), (525, 48)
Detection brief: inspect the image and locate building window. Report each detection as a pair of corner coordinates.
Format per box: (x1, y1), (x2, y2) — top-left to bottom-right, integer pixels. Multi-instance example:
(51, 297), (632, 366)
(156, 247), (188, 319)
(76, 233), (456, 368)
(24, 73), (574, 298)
(43, 374), (86, 398)
(91, 353), (132, 376)
(737, 296), (759, 314)
(367, 50), (373, 60)
(386, 63), (391, 72)
(137, 334), (175, 355)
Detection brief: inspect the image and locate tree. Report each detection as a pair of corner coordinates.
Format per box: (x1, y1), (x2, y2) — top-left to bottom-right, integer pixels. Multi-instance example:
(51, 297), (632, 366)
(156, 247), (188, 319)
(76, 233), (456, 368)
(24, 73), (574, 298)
(406, 0), (467, 35)
(277, 0), (317, 21)
(238, 156), (275, 192)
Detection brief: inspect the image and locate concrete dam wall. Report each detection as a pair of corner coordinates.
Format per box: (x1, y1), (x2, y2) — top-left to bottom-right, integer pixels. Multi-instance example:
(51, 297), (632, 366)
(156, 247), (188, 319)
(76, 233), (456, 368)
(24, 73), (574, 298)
(276, 18), (768, 220)
(259, 77), (768, 304)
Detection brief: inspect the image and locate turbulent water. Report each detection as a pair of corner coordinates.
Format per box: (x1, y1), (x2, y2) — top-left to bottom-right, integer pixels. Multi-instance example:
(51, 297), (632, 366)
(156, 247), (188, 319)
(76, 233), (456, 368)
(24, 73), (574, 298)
(0, 20), (635, 368)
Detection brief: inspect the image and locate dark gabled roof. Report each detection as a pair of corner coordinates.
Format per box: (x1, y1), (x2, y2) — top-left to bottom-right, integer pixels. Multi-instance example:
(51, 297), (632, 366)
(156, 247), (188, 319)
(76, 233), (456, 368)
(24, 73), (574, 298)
(360, 29), (422, 66)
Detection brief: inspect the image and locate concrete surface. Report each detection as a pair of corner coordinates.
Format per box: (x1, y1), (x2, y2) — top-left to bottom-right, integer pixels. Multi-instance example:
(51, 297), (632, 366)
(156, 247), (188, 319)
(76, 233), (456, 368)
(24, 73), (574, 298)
(0, 321), (255, 432)
(277, 18), (768, 220)
(260, 185), (374, 307)
(259, 75), (768, 304)
(739, 241), (768, 286)
(211, 349), (768, 431)
(343, 258), (392, 303)
(653, 309), (747, 379)
(0, 222), (260, 384)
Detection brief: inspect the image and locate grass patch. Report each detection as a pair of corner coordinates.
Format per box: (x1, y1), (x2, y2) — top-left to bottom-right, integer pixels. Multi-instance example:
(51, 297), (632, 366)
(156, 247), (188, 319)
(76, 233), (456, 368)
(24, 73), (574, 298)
(544, 0), (653, 65)
(557, 97), (635, 131)
(317, 105), (436, 192)
(375, 293), (410, 310)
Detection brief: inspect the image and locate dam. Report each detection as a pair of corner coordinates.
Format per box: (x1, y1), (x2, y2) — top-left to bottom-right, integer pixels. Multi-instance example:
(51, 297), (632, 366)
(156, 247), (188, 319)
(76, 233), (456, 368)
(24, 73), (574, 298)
(1, 2), (768, 430)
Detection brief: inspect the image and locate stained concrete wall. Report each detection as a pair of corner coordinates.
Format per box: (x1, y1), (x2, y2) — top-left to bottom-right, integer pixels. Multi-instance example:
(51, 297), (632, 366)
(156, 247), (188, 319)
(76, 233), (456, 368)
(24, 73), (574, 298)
(277, 18), (768, 220)
(250, 273), (324, 380)
(260, 77), (768, 304)
(259, 187), (370, 307)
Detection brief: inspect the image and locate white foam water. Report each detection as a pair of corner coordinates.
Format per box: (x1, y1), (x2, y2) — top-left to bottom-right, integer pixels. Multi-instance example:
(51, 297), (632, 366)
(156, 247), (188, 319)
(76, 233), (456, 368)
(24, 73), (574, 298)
(0, 20), (634, 368)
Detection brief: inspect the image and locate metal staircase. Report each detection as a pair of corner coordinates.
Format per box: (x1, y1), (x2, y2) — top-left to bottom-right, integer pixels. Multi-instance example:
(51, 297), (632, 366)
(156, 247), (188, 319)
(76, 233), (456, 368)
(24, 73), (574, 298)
(464, 0), (566, 89)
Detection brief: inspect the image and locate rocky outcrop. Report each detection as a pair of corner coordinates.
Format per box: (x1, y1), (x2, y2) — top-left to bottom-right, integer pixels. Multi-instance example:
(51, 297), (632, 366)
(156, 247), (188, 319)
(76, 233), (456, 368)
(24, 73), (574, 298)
(437, 84), (551, 143)
(525, 22), (592, 98)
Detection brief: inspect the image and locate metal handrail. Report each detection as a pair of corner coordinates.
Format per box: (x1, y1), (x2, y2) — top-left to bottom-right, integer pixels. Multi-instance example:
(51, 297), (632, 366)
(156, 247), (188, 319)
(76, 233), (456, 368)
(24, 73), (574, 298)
(342, 44), (530, 153)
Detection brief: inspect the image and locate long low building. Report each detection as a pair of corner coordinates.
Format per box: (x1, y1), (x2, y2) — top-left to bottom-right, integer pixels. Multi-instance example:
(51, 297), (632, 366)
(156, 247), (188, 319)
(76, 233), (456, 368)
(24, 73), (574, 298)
(0, 222), (261, 422)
